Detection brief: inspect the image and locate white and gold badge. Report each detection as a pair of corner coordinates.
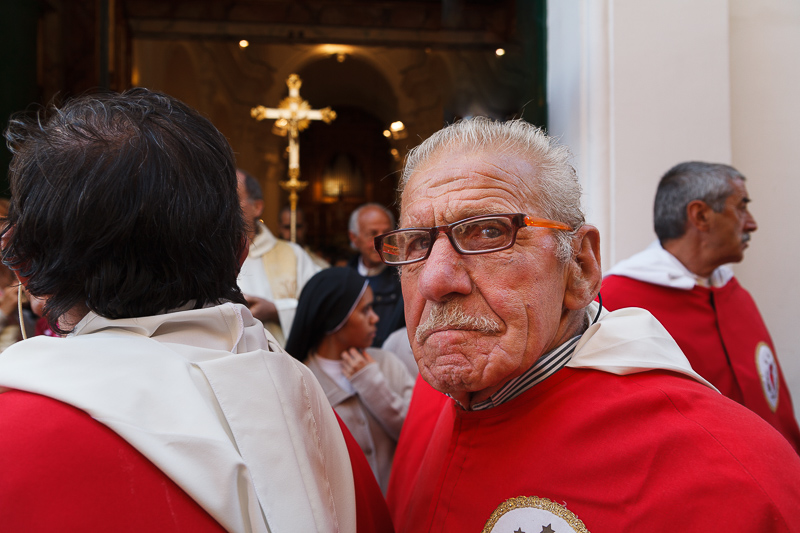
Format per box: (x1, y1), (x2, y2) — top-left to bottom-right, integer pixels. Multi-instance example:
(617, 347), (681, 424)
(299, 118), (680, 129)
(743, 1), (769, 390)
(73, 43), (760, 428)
(755, 342), (779, 412)
(483, 496), (589, 533)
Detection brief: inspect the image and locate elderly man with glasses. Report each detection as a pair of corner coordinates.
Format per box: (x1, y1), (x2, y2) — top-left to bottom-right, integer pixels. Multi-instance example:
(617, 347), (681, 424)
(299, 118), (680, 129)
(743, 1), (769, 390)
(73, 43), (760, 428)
(381, 118), (800, 532)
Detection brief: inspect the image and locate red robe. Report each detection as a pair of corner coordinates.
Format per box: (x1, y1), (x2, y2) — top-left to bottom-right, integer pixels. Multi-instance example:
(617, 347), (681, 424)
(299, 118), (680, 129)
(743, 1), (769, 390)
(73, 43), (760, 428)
(0, 390), (393, 532)
(387, 368), (800, 532)
(602, 275), (800, 452)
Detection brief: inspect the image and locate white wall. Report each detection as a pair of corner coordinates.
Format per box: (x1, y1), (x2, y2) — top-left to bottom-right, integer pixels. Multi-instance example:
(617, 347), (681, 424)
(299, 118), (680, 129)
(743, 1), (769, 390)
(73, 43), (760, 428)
(729, 0), (800, 417)
(549, 0), (800, 417)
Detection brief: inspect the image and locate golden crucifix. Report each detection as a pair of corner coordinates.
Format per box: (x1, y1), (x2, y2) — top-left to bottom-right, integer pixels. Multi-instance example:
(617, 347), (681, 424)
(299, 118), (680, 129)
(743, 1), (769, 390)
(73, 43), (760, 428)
(250, 74), (337, 243)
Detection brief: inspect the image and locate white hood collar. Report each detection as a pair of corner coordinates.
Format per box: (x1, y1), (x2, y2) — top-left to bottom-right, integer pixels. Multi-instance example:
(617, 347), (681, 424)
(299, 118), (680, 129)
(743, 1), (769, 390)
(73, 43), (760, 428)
(0, 303), (356, 533)
(568, 301), (717, 391)
(249, 221), (279, 257)
(604, 240), (733, 289)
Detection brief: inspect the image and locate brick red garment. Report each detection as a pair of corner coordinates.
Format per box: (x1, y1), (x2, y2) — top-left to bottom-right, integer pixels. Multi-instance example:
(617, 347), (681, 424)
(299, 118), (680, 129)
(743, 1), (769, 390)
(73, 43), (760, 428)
(387, 368), (800, 533)
(601, 275), (800, 452)
(0, 390), (393, 533)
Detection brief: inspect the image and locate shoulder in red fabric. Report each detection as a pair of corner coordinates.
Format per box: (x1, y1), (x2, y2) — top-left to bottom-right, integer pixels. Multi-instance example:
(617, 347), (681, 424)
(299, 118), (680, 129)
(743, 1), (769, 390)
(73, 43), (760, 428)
(388, 368), (800, 532)
(0, 390), (225, 532)
(601, 274), (800, 453)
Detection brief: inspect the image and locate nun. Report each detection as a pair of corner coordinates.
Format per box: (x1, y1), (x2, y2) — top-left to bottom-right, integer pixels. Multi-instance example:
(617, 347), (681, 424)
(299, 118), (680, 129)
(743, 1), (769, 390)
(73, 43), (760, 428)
(286, 267), (414, 494)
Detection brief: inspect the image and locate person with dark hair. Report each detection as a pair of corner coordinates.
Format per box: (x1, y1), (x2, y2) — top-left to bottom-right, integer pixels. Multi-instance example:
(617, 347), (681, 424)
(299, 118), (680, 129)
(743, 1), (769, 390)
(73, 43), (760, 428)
(286, 267), (413, 494)
(602, 161), (800, 452)
(0, 88), (391, 531)
(237, 169), (320, 346)
(381, 119), (800, 531)
(347, 203), (405, 346)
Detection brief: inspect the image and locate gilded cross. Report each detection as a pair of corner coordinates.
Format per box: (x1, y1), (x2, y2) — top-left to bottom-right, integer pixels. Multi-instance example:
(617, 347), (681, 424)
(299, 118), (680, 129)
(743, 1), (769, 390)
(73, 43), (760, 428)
(250, 74), (336, 242)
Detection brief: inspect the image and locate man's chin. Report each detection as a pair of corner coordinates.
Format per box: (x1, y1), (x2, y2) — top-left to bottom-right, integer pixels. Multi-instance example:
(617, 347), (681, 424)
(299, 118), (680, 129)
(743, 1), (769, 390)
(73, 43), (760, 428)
(420, 360), (485, 395)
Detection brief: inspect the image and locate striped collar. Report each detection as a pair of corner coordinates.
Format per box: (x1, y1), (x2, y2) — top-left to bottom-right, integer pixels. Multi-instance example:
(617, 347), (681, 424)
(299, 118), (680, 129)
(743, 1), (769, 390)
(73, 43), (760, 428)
(465, 335), (581, 411)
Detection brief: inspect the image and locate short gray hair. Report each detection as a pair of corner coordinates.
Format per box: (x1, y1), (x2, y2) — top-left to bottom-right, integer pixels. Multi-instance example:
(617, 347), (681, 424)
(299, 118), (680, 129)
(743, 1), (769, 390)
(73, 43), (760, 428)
(654, 162), (745, 243)
(400, 117), (583, 262)
(348, 203), (396, 236)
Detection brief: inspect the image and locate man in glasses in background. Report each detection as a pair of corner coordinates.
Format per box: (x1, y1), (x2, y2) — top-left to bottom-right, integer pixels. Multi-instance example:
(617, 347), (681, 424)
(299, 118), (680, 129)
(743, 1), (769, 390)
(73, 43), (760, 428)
(382, 118), (800, 532)
(602, 162), (800, 453)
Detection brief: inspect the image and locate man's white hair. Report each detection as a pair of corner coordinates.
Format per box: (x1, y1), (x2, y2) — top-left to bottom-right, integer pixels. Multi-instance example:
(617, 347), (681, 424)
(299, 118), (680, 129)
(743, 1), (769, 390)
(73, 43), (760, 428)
(400, 117), (584, 263)
(348, 203), (396, 236)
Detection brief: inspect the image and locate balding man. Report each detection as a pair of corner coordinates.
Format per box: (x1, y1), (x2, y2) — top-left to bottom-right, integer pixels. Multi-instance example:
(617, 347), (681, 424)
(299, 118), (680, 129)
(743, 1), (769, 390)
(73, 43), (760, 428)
(381, 119), (800, 532)
(602, 162), (800, 452)
(348, 203), (404, 346)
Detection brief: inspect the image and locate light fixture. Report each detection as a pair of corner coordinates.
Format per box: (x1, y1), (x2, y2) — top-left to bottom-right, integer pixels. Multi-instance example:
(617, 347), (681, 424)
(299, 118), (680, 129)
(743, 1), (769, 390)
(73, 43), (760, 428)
(239, 39), (250, 49)
(387, 121), (407, 140)
(336, 52), (347, 63)
(495, 48), (505, 57)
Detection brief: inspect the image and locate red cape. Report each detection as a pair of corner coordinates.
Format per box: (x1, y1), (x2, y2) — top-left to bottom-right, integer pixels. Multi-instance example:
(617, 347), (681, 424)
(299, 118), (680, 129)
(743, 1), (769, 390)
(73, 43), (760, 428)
(387, 369), (800, 532)
(0, 390), (393, 532)
(602, 274), (800, 452)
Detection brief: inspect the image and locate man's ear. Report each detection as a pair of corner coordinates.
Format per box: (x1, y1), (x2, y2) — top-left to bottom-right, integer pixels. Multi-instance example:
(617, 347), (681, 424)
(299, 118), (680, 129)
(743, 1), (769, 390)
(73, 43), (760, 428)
(686, 199), (712, 232)
(563, 225), (602, 311)
(253, 199), (264, 219)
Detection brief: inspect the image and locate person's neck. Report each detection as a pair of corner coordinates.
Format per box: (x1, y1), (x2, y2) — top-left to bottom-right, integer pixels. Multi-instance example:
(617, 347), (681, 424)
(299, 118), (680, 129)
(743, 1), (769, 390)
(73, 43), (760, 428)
(315, 336), (345, 360)
(246, 221), (259, 244)
(662, 238), (717, 279)
(359, 256), (386, 277)
(60, 304), (90, 332)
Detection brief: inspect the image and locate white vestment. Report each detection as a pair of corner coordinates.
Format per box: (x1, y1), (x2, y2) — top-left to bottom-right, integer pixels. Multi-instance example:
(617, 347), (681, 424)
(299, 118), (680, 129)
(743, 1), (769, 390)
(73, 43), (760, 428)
(238, 221), (321, 345)
(0, 303), (356, 533)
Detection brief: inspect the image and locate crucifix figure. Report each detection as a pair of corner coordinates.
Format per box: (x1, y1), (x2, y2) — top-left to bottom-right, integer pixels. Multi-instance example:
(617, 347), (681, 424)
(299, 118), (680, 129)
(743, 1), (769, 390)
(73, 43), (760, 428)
(250, 74), (337, 243)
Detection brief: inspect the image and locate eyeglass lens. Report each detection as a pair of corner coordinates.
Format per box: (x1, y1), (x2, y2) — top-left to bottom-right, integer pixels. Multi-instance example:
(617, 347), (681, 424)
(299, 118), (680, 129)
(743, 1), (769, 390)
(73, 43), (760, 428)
(382, 216), (516, 263)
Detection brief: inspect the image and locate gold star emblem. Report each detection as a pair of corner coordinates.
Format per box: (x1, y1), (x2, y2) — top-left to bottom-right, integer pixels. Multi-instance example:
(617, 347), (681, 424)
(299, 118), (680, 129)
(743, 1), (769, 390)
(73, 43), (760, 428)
(542, 525), (555, 533)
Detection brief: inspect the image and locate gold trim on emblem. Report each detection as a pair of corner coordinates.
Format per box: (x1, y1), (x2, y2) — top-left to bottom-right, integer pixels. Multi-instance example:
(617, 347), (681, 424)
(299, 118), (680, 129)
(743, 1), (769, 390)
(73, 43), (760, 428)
(482, 496), (589, 533)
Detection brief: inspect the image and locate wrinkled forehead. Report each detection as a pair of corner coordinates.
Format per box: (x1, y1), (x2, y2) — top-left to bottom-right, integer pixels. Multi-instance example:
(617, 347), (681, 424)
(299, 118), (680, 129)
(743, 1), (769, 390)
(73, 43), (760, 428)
(400, 146), (541, 226)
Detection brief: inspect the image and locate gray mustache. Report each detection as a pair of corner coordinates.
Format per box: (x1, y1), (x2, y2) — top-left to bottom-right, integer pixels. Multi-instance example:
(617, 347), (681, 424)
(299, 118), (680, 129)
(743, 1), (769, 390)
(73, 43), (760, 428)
(415, 302), (501, 343)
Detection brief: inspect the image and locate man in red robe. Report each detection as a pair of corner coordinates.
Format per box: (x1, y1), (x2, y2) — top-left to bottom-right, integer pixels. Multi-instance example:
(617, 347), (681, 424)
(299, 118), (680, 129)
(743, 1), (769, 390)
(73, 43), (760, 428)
(602, 162), (800, 453)
(0, 89), (391, 532)
(378, 120), (800, 532)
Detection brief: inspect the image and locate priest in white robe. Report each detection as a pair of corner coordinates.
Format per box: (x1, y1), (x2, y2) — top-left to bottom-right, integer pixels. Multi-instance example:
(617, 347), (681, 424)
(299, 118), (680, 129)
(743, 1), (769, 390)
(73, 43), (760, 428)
(236, 169), (321, 345)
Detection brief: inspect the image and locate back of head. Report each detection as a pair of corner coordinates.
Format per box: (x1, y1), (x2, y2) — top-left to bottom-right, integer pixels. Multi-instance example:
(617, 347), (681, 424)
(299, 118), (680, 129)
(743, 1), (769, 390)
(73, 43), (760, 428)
(654, 161), (744, 243)
(2, 88), (246, 332)
(400, 117), (584, 262)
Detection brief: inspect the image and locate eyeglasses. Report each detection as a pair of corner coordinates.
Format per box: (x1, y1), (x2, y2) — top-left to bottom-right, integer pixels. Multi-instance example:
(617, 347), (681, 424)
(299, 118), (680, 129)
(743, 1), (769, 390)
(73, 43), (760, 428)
(374, 213), (572, 265)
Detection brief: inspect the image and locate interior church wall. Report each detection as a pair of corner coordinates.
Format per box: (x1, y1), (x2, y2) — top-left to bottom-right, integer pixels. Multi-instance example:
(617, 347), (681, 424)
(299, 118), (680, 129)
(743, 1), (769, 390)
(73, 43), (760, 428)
(548, 0), (800, 418)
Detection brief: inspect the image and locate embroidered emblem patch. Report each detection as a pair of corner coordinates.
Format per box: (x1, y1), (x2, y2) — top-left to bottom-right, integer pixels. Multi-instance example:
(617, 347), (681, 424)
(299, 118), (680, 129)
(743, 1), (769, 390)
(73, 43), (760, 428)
(755, 342), (779, 412)
(483, 496), (589, 533)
